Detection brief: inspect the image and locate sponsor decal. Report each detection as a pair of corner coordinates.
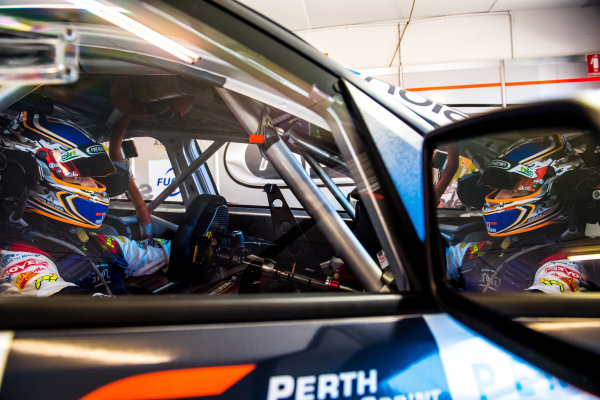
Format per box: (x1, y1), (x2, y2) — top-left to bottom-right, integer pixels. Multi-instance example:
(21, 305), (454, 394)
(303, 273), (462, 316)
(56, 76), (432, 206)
(526, 206), (555, 223)
(156, 168), (180, 197)
(267, 369), (379, 400)
(480, 268), (501, 289)
(1, 258), (49, 278)
(80, 364), (255, 400)
(539, 278), (565, 292)
(90, 265), (111, 287)
(486, 222), (497, 233)
(556, 276), (579, 292)
(94, 234), (119, 255)
(147, 238), (168, 249)
(31, 193), (62, 209)
(485, 222), (498, 230)
(488, 160), (510, 169)
(35, 273), (57, 289)
(364, 391), (442, 400)
(267, 370), (443, 400)
(542, 265), (582, 280)
(148, 160), (182, 201)
(376, 250), (389, 269)
(4, 267), (44, 283)
(264, 318), (451, 400)
(359, 75), (467, 124)
(85, 145), (105, 155)
(469, 244), (479, 255)
(467, 242), (489, 260)
(517, 166), (535, 178)
(545, 260), (581, 270)
(14, 271), (39, 290)
(95, 211), (106, 225)
(60, 149), (80, 162)
(2, 253), (34, 264)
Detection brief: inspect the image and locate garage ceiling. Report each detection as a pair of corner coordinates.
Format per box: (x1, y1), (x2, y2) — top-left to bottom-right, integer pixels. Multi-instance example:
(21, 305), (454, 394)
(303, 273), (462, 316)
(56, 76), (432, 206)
(238, 0), (596, 31)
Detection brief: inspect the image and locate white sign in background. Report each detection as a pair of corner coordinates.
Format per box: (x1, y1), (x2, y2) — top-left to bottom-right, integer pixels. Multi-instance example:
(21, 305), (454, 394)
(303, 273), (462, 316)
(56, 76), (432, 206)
(148, 159), (183, 202)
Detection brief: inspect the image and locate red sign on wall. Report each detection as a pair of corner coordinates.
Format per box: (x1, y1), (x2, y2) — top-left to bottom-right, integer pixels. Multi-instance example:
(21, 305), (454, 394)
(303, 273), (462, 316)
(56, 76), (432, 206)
(588, 54), (600, 78)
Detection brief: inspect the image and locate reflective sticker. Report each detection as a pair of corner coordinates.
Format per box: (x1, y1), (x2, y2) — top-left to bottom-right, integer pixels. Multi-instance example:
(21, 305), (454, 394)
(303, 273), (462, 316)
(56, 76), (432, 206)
(376, 250), (389, 269)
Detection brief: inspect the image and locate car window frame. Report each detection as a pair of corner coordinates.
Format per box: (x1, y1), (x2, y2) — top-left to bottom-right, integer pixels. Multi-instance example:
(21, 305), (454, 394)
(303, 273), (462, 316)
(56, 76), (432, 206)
(0, 0), (437, 328)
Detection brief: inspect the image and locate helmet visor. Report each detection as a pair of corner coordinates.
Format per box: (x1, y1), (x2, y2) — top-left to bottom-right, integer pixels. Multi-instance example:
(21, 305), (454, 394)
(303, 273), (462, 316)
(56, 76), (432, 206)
(44, 144), (116, 178)
(479, 160), (546, 200)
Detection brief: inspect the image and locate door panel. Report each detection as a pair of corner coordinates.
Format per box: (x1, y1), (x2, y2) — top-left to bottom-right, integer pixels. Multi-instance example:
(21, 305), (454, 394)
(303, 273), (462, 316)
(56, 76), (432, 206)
(0, 312), (591, 400)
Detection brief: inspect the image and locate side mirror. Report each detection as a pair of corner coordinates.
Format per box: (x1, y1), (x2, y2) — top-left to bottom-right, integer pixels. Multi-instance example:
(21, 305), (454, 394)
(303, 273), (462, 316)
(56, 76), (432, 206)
(423, 93), (600, 396)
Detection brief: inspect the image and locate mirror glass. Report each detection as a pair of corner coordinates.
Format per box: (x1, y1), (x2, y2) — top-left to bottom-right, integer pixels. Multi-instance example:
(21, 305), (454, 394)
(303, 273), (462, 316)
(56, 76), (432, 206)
(433, 128), (600, 294)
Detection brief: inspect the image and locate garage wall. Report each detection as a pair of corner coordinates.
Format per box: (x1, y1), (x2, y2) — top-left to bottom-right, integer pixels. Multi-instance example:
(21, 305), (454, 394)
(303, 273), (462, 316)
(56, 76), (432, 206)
(297, 7), (600, 107)
(512, 8), (600, 58)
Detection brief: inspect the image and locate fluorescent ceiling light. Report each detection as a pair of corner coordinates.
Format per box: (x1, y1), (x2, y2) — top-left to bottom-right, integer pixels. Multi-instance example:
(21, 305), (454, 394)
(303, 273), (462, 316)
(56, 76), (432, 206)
(66, 0), (200, 63)
(568, 253), (600, 261)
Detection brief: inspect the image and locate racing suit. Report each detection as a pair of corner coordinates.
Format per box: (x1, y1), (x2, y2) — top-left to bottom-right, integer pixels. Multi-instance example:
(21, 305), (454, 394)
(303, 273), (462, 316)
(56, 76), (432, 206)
(446, 238), (589, 294)
(0, 233), (170, 296)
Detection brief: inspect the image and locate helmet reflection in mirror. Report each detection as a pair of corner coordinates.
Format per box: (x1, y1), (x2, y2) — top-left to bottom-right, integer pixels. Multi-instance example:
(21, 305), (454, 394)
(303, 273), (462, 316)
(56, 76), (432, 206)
(478, 135), (583, 236)
(0, 112), (117, 229)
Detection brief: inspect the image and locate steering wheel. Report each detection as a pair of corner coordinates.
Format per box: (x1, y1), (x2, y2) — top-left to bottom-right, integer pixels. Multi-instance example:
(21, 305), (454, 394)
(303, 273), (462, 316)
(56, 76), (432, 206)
(168, 194), (227, 281)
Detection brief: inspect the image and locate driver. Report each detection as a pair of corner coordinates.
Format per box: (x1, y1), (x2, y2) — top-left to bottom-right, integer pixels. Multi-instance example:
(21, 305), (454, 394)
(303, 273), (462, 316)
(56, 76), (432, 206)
(0, 112), (170, 296)
(446, 134), (600, 294)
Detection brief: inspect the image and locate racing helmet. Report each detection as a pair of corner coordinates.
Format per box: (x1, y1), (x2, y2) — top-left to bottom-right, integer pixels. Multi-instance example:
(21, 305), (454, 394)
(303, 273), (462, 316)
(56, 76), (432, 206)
(0, 112), (116, 228)
(478, 135), (583, 236)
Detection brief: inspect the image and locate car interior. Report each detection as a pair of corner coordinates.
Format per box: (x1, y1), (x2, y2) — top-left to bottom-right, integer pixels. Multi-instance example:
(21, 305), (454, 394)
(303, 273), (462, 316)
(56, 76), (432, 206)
(0, 7), (395, 296)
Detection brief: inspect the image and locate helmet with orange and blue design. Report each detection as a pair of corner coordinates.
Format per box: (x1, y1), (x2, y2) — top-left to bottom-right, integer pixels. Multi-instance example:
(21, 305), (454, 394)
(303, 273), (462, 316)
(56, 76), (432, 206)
(478, 135), (583, 237)
(1, 112), (116, 229)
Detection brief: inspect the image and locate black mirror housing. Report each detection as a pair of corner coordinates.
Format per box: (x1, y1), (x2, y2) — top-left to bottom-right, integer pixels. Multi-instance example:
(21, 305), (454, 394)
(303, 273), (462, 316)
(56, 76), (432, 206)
(422, 94), (600, 397)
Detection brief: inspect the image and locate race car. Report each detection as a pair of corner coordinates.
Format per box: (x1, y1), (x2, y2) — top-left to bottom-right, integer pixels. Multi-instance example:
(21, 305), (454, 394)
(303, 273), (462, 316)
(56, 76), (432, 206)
(0, 0), (598, 399)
